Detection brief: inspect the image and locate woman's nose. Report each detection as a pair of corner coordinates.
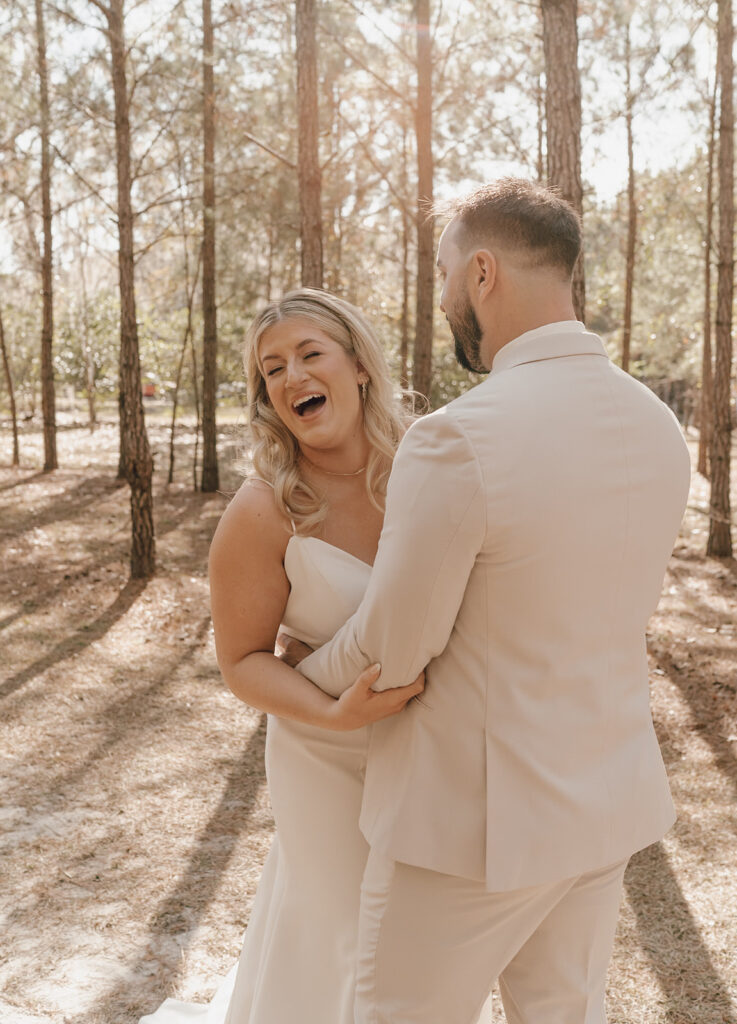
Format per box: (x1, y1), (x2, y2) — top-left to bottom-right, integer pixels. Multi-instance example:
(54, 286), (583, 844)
(285, 359), (308, 386)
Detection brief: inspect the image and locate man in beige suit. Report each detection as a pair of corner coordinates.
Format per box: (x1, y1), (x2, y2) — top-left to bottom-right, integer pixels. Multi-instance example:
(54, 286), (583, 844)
(297, 179), (691, 1023)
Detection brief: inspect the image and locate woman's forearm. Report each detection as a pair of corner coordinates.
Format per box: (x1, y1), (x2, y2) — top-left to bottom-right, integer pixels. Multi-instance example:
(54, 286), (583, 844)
(220, 648), (424, 732)
(220, 650), (340, 728)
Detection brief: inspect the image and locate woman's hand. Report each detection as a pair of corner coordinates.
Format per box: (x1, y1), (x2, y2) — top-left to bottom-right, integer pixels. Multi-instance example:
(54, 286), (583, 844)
(326, 664), (425, 731)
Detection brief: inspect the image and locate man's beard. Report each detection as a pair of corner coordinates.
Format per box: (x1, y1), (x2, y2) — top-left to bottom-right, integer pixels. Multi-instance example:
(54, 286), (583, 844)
(448, 291), (488, 374)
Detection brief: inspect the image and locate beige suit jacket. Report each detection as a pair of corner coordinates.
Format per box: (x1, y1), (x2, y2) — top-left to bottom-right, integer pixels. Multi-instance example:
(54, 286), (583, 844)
(299, 321), (691, 892)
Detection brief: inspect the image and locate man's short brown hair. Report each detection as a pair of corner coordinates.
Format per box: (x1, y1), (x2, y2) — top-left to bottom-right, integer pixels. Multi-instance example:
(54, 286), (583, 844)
(439, 178), (582, 277)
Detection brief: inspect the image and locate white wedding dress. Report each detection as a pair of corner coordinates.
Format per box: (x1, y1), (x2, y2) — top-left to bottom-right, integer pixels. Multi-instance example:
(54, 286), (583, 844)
(141, 534), (374, 1023)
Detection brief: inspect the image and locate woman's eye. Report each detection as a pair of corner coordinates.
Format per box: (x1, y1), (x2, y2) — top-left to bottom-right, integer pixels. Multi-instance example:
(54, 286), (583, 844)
(304, 351), (320, 360)
(266, 366), (283, 377)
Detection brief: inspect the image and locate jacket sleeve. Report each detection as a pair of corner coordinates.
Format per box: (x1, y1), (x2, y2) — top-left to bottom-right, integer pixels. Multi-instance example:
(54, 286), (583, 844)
(297, 407), (485, 693)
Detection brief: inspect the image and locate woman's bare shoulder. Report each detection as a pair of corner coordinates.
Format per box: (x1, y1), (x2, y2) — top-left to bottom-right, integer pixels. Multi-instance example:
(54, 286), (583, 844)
(210, 477), (290, 565)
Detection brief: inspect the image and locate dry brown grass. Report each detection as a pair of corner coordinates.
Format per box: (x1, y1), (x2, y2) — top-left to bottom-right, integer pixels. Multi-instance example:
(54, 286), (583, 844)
(1, 417), (735, 1024)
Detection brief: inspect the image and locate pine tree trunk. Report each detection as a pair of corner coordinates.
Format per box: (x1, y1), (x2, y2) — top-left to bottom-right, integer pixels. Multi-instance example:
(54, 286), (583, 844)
(295, 0), (323, 288)
(698, 78), (717, 479)
(84, 340), (97, 432)
(106, 0), (155, 577)
(537, 70), (545, 182)
(400, 126), (410, 390)
(200, 0), (219, 493)
(708, 0), (734, 558)
(189, 311), (202, 491)
(541, 0), (585, 321)
(621, 23), (636, 375)
(400, 202), (411, 391)
(169, 240), (201, 486)
(413, 0), (434, 402)
(79, 245), (97, 432)
(323, 77), (339, 294)
(169, 326), (190, 486)
(35, 0), (57, 471)
(0, 303), (20, 466)
(266, 219), (275, 302)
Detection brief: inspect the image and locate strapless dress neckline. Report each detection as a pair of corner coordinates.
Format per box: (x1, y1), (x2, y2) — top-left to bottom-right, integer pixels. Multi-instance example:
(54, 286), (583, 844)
(286, 534), (373, 569)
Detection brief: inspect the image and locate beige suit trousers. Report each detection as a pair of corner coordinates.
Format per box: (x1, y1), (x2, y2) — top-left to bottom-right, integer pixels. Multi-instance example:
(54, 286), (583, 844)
(355, 849), (628, 1024)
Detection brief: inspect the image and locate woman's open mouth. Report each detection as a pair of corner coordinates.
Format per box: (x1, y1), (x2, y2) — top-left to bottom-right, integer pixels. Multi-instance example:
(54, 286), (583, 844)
(292, 393), (327, 418)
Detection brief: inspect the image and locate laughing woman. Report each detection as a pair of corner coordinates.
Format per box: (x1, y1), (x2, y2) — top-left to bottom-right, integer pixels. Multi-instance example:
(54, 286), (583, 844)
(140, 289), (423, 1024)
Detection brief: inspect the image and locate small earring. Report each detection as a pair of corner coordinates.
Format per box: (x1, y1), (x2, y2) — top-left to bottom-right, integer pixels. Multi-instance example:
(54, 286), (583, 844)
(360, 379), (368, 401)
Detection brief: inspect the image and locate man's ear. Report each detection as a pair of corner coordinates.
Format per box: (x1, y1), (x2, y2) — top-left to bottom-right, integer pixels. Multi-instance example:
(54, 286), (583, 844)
(469, 249), (496, 301)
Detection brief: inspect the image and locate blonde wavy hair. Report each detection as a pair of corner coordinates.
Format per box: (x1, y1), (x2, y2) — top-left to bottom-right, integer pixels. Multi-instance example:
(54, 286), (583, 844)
(244, 288), (410, 534)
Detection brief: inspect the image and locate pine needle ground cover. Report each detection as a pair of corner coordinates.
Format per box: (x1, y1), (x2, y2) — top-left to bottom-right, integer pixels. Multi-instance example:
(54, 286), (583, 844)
(1, 420), (735, 1024)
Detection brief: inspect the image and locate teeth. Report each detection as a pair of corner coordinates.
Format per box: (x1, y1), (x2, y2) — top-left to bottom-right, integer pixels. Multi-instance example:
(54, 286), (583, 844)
(293, 393), (324, 410)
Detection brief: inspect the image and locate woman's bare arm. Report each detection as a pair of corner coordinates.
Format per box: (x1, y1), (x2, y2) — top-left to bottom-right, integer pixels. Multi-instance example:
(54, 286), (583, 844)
(209, 480), (423, 730)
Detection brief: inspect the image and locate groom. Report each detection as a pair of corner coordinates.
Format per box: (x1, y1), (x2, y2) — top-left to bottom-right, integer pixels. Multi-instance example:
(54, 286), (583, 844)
(297, 178), (691, 1023)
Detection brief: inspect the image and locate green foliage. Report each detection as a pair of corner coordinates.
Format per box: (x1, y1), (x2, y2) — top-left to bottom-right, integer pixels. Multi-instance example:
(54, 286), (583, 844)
(429, 335), (485, 409)
(587, 160), (707, 388)
(55, 288), (120, 393)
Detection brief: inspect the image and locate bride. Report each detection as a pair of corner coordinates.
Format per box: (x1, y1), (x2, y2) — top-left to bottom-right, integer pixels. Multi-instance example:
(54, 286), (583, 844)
(140, 289), (424, 1024)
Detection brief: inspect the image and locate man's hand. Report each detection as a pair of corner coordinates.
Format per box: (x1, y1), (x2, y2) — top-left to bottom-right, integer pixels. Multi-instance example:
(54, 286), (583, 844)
(276, 632), (314, 668)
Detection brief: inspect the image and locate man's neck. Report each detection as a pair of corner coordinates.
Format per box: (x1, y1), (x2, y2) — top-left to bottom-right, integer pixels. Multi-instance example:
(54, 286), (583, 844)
(481, 304), (578, 367)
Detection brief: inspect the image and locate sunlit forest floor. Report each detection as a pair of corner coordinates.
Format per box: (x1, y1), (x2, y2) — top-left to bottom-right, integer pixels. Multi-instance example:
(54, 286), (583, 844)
(1, 411), (735, 1024)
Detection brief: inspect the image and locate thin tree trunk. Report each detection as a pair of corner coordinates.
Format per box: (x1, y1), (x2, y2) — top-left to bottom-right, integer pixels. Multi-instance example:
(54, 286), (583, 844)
(200, 0), (219, 492)
(78, 244), (97, 432)
(708, 0), (734, 558)
(168, 317), (194, 487)
(399, 127), (410, 390)
(106, 0), (155, 577)
(537, 70), (545, 182)
(621, 22), (636, 375)
(169, 245), (202, 485)
(541, 0), (585, 321)
(83, 327), (97, 432)
(0, 303), (20, 466)
(413, 0), (434, 402)
(400, 204), (411, 390)
(295, 0), (323, 288)
(190, 329), (201, 491)
(168, 340), (188, 486)
(266, 213), (275, 302)
(323, 79), (338, 293)
(35, 0), (57, 471)
(698, 76), (718, 479)
(331, 96), (344, 295)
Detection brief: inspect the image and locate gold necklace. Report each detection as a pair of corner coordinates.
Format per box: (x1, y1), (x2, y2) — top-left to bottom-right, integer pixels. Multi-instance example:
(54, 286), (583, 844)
(301, 455), (367, 477)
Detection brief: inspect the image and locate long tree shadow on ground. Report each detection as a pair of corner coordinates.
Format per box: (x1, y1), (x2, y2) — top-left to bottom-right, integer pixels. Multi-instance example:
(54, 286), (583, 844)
(0, 468), (49, 492)
(1, 482), (220, 704)
(0, 578), (148, 700)
(1, 613), (214, 819)
(77, 714), (268, 1024)
(625, 841), (737, 1023)
(653, 640), (737, 804)
(0, 472), (122, 539)
(649, 554), (737, 804)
